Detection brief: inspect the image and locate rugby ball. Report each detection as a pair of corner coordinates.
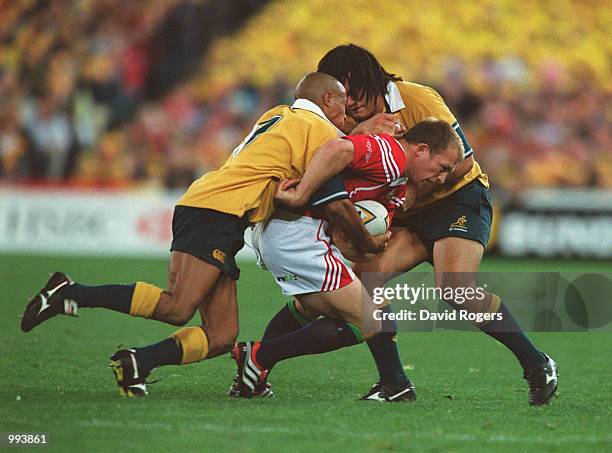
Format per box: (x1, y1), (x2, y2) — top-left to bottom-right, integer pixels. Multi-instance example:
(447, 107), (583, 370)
(353, 200), (389, 236)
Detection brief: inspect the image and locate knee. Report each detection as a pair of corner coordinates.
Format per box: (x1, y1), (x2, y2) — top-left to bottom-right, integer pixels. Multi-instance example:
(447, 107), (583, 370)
(374, 304), (398, 334)
(435, 274), (495, 316)
(362, 326), (382, 341)
(436, 273), (476, 303)
(293, 300), (318, 322)
(360, 317), (382, 341)
(436, 271), (473, 291)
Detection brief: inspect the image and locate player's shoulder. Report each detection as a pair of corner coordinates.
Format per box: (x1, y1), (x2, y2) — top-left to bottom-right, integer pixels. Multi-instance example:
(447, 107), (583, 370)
(258, 104), (336, 137)
(380, 134), (407, 162)
(395, 81), (444, 103)
(369, 133), (404, 149)
(257, 104), (290, 121)
(394, 81), (455, 124)
(292, 107), (337, 131)
(345, 133), (398, 148)
(348, 134), (406, 164)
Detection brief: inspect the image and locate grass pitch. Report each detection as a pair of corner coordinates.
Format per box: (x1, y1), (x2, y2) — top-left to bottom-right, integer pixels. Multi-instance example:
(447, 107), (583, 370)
(1, 254), (610, 452)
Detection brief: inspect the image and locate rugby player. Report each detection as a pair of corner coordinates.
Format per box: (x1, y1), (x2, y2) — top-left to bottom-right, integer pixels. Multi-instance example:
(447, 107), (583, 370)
(314, 44), (558, 405)
(230, 119), (463, 398)
(19, 72), (389, 397)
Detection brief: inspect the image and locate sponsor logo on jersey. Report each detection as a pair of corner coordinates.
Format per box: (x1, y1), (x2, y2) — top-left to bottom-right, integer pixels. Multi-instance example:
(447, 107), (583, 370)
(365, 140), (373, 162)
(449, 215), (468, 232)
(212, 249), (226, 264)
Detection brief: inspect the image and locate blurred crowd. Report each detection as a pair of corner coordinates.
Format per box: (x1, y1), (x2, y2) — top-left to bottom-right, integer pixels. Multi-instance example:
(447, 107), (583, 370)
(1, 0), (610, 198)
(437, 58), (611, 196)
(0, 0), (181, 183)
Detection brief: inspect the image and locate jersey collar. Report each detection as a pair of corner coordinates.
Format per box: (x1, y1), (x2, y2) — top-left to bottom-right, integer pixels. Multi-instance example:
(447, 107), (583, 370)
(292, 98), (345, 136)
(384, 81), (405, 113)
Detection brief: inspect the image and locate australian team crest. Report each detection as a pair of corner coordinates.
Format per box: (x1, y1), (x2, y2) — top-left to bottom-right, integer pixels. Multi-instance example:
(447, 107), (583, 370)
(449, 215), (468, 232)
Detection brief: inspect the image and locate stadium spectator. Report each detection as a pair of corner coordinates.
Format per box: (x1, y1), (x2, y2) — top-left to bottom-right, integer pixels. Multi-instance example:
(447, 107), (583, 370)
(1, 0), (609, 196)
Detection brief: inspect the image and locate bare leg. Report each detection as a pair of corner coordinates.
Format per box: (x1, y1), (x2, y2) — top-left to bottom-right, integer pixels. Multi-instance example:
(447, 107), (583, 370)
(353, 227), (428, 289)
(152, 251), (222, 325)
(198, 275), (240, 358)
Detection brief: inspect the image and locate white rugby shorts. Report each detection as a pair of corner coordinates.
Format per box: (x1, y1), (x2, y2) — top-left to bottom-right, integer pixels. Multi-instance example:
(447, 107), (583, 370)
(251, 211), (355, 296)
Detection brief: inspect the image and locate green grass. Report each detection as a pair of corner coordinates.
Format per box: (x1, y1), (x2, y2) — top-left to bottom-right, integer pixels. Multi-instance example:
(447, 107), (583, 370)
(1, 255), (610, 452)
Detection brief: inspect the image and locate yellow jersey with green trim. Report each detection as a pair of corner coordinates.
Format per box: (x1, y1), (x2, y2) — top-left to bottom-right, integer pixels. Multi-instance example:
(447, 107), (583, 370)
(387, 81), (488, 213)
(177, 99), (339, 223)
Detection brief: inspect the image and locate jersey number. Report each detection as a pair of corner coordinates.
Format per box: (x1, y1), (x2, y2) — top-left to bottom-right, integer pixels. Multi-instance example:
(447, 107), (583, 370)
(231, 115), (283, 157)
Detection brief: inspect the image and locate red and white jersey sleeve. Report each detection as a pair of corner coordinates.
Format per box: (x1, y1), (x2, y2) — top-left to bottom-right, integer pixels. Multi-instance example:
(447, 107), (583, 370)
(342, 134), (406, 183)
(341, 134), (407, 219)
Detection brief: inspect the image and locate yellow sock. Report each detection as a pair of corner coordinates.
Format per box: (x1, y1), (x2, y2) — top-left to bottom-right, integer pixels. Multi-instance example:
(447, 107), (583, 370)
(129, 282), (162, 319)
(171, 326), (210, 364)
(489, 294), (502, 314)
(472, 293), (502, 326)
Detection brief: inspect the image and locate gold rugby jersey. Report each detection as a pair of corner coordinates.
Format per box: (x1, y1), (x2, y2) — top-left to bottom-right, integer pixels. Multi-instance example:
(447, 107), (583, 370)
(386, 81), (488, 212)
(177, 99), (339, 223)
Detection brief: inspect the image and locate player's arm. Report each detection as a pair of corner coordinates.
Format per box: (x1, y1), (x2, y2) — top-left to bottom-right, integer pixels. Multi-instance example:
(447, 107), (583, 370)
(321, 199), (391, 261)
(274, 138), (354, 208)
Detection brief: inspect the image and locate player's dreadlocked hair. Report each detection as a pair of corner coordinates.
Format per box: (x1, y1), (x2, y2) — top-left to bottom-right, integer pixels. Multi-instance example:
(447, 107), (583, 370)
(317, 44), (402, 105)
